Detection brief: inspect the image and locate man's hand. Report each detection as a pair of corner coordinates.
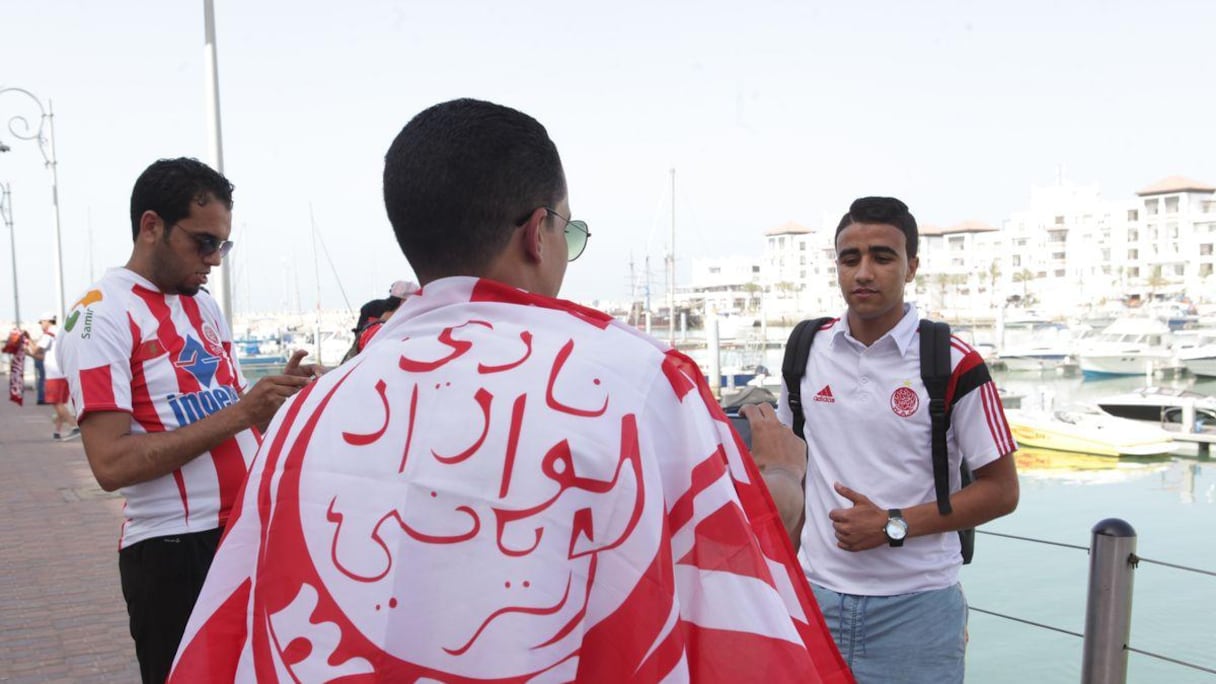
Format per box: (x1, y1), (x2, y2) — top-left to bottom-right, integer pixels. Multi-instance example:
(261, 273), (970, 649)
(740, 402), (806, 546)
(240, 374), (311, 429)
(283, 349), (325, 380)
(829, 483), (889, 552)
(741, 402), (806, 478)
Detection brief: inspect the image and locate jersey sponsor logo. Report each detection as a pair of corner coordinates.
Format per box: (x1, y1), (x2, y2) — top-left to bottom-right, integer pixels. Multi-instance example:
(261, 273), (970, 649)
(201, 322), (223, 354)
(167, 385), (240, 427)
(890, 385), (919, 417)
(813, 385), (835, 403)
(175, 336), (222, 387)
(64, 289), (103, 333)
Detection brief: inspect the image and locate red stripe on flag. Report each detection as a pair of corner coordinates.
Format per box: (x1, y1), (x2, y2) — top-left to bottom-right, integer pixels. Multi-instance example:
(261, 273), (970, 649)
(667, 447), (728, 533)
(683, 621), (839, 683)
(677, 503), (774, 583)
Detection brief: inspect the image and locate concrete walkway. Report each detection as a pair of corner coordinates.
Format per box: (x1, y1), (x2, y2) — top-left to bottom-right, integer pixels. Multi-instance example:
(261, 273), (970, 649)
(0, 389), (139, 682)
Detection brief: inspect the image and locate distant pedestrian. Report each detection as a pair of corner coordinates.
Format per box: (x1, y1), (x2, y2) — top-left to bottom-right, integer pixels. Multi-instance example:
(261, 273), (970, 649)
(56, 157), (319, 684)
(25, 312), (77, 440)
(341, 279), (419, 361)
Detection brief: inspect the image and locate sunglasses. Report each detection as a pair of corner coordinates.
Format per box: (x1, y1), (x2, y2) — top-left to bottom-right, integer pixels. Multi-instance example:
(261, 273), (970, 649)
(173, 225), (234, 259)
(544, 208), (591, 262)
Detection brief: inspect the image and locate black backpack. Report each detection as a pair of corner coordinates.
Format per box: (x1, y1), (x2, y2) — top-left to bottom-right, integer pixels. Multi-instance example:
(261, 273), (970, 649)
(781, 317), (975, 564)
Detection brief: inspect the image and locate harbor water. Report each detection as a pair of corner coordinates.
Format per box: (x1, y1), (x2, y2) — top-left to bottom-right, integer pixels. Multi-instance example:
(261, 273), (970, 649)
(964, 371), (1216, 683)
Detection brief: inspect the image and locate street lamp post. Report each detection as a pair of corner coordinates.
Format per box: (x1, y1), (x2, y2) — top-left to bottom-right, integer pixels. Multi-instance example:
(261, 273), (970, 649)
(0, 86), (66, 324)
(0, 182), (19, 327)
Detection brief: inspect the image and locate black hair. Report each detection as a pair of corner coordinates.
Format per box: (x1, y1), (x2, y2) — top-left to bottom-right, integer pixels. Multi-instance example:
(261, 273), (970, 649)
(129, 158), (234, 240)
(835, 196), (918, 259)
(382, 98), (566, 281)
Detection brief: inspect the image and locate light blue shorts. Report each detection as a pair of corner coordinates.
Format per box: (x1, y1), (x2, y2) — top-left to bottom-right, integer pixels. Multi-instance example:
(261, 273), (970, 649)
(811, 582), (968, 684)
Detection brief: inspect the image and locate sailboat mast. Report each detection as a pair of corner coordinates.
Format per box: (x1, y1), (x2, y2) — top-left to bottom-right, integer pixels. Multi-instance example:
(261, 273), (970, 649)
(668, 167), (676, 345)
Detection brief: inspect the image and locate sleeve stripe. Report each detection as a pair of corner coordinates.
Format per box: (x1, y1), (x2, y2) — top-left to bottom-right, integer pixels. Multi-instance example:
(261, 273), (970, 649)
(980, 382), (1016, 455)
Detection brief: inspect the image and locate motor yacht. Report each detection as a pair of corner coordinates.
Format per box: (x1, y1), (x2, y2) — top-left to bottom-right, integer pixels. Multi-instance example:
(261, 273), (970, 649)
(1076, 316), (1175, 377)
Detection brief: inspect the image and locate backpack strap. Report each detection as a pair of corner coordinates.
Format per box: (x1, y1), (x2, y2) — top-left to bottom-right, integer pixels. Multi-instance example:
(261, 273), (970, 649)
(919, 319), (954, 515)
(782, 317), (832, 438)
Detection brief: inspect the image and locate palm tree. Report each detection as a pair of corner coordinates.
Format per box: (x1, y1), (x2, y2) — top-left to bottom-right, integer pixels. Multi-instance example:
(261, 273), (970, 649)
(1012, 268), (1036, 298)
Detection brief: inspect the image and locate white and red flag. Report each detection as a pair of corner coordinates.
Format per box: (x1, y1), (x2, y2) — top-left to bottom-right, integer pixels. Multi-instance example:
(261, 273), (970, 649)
(171, 278), (851, 683)
(5, 329), (26, 405)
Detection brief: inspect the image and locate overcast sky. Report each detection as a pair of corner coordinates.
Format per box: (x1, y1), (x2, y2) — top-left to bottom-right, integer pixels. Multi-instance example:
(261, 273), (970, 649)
(2, 0), (1214, 323)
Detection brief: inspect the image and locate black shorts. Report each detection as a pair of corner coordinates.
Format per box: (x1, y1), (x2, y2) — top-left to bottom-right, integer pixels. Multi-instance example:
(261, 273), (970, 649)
(118, 527), (222, 684)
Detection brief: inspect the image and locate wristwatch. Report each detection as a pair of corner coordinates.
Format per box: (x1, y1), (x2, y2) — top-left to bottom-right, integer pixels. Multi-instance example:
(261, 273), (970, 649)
(884, 509), (908, 547)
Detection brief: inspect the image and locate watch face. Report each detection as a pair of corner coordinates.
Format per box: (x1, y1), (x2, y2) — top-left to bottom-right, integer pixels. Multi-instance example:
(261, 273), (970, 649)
(885, 519), (908, 540)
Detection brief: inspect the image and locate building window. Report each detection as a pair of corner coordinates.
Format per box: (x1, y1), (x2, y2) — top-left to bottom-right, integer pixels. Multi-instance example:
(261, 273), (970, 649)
(1052, 252), (1065, 261)
(752, 265), (761, 273)
(1054, 269), (1066, 277)
(1165, 196), (1179, 214)
(1167, 222), (1178, 238)
(1128, 249), (1138, 260)
(1054, 215), (1065, 225)
(1128, 209), (1139, 221)
(1201, 263), (1213, 277)
(1201, 244), (1213, 256)
(1174, 264), (1185, 277)
(1012, 255), (1021, 267)
(1128, 228), (1139, 241)
(1129, 267), (1140, 278)
(799, 242), (806, 251)
(1145, 199), (1159, 215)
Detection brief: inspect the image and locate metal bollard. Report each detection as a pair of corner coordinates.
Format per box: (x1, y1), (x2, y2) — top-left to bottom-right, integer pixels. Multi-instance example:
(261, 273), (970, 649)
(1080, 518), (1137, 684)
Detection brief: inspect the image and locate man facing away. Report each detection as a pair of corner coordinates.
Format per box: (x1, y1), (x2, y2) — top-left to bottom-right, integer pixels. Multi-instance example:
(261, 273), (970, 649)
(56, 158), (317, 684)
(25, 312), (78, 439)
(171, 99), (852, 683)
(775, 196), (1019, 684)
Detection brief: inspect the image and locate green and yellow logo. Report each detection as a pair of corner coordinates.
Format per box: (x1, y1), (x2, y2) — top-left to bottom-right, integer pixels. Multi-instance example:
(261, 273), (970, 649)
(64, 290), (103, 333)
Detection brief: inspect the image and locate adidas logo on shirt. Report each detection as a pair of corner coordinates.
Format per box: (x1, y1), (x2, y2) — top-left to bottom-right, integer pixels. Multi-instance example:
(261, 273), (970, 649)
(813, 385), (835, 403)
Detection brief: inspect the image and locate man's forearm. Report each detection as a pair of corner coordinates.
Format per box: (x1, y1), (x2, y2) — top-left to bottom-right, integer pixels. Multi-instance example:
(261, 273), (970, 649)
(82, 403), (255, 491)
(762, 467), (806, 548)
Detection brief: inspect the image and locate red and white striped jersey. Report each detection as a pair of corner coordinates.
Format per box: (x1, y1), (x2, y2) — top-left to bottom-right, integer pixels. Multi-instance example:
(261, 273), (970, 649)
(57, 268), (258, 549)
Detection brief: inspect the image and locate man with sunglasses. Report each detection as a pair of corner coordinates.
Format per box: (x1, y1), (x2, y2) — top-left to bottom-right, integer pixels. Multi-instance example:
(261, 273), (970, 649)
(56, 157), (317, 684)
(172, 100), (849, 682)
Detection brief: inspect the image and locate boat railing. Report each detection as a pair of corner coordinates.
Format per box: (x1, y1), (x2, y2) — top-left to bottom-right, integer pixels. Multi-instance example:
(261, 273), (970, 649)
(969, 521), (1216, 681)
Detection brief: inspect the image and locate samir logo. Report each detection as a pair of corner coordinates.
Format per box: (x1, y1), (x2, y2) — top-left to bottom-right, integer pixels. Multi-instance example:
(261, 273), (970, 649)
(64, 289), (103, 333)
(813, 385), (835, 403)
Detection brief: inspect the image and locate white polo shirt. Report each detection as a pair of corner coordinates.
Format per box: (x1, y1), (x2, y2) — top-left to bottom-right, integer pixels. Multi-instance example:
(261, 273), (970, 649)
(777, 304), (1015, 596)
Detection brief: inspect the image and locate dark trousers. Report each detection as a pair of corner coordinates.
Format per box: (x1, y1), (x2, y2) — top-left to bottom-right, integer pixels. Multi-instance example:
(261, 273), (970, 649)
(118, 528), (222, 684)
(33, 358), (45, 404)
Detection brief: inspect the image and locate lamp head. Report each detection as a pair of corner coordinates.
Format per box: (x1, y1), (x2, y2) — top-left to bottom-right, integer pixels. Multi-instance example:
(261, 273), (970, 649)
(0, 141), (10, 153)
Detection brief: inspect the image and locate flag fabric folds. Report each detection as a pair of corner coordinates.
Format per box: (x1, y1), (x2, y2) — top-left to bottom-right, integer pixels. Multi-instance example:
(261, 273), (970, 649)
(170, 277), (851, 683)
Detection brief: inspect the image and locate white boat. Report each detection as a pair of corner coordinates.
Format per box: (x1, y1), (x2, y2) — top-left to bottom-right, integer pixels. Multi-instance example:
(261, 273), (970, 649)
(1095, 386), (1216, 430)
(1175, 329), (1216, 378)
(1006, 405), (1176, 457)
(997, 315), (1073, 373)
(1076, 316), (1175, 377)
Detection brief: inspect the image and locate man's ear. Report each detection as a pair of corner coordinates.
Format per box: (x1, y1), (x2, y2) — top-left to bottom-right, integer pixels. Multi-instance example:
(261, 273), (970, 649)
(520, 207), (548, 263)
(906, 256), (920, 282)
(138, 210), (163, 244)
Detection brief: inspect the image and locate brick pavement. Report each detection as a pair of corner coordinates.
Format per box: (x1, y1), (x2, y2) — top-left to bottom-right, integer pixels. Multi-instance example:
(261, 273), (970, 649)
(0, 391), (140, 682)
